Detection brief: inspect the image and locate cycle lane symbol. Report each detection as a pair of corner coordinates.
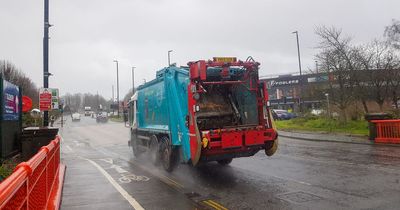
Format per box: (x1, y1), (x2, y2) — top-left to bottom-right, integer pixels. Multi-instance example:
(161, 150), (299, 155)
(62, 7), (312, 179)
(99, 158), (150, 183)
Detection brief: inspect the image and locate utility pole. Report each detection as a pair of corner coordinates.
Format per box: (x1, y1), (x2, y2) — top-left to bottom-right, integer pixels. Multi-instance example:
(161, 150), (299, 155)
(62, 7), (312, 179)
(113, 60), (120, 117)
(132, 67), (135, 95)
(43, 0), (51, 126)
(315, 60), (319, 74)
(96, 91), (99, 112)
(112, 85), (114, 102)
(168, 50), (173, 66)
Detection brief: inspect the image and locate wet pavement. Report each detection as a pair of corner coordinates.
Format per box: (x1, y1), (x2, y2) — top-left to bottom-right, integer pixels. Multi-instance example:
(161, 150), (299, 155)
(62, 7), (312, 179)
(59, 117), (400, 210)
(278, 130), (373, 145)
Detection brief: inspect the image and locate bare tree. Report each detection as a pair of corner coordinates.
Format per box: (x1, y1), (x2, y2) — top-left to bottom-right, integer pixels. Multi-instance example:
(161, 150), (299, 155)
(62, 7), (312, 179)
(357, 40), (399, 111)
(0, 60), (39, 106)
(385, 19), (400, 49)
(315, 26), (359, 122)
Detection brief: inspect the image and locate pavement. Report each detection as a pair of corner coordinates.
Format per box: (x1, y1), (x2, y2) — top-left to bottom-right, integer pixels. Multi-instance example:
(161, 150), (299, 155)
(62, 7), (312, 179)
(278, 130), (400, 147)
(58, 116), (400, 210)
(278, 130), (374, 145)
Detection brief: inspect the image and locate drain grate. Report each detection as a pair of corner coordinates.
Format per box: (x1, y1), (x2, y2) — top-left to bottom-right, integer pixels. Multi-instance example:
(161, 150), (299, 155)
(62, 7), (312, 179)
(277, 191), (322, 203)
(185, 192), (201, 199)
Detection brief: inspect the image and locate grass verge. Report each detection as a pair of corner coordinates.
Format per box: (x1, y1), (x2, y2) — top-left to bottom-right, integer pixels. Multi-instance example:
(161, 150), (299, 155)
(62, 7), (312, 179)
(274, 117), (369, 136)
(0, 160), (18, 182)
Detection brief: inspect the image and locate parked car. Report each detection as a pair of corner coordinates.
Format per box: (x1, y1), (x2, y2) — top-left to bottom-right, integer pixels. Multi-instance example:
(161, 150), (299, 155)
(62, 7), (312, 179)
(96, 112), (108, 123)
(272, 109), (296, 120)
(72, 113), (81, 121)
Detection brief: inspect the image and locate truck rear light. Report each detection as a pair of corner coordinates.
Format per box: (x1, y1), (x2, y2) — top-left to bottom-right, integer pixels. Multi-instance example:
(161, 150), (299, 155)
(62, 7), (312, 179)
(264, 132), (271, 137)
(202, 137), (209, 148)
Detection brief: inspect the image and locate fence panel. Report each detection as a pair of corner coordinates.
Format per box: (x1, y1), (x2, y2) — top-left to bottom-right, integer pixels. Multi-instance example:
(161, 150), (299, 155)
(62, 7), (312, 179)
(0, 136), (66, 210)
(372, 120), (400, 144)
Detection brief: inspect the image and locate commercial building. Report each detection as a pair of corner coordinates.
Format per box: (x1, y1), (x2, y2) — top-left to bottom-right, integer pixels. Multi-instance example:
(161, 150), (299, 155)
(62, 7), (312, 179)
(261, 72), (331, 111)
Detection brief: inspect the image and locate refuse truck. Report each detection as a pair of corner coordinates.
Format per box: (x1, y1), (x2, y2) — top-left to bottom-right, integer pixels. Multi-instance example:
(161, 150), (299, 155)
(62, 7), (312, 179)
(127, 57), (278, 171)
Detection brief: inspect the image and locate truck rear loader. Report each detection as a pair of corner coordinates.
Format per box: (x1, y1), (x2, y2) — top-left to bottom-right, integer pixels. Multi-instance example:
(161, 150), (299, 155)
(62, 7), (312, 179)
(127, 57), (278, 171)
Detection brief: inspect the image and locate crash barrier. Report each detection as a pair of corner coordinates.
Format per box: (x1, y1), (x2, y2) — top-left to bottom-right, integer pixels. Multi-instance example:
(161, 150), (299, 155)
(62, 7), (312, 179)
(0, 136), (66, 209)
(371, 119), (400, 144)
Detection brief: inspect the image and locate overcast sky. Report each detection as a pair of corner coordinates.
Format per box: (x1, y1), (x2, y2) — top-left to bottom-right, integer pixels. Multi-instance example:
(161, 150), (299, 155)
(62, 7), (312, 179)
(1, 0), (399, 99)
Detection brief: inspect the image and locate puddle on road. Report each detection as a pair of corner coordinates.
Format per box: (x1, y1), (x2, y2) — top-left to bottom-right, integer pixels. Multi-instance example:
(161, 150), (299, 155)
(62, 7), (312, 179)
(277, 191), (322, 203)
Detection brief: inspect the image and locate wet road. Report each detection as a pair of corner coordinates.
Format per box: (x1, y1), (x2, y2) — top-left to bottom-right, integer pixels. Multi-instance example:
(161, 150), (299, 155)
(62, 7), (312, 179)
(59, 117), (400, 210)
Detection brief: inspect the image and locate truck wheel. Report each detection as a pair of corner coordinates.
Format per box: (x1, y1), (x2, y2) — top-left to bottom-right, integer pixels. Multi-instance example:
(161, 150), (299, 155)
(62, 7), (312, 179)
(149, 135), (160, 165)
(131, 133), (142, 157)
(265, 140), (278, 156)
(160, 136), (177, 172)
(217, 158), (232, 165)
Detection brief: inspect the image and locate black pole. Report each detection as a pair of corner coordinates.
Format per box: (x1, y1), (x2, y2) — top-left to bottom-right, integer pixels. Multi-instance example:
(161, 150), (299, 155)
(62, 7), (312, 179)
(114, 60), (120, 117)
(43, 0), (50, 126)
(132, 67), (135, 95)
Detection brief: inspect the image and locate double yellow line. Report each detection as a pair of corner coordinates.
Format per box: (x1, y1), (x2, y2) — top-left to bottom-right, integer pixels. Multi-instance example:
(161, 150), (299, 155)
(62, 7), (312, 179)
(202, 199), (228, 210)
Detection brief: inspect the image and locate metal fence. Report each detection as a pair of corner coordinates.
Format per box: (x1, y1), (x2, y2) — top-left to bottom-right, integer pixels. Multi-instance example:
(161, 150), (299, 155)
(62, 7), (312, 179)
(0, 136), (65, 209)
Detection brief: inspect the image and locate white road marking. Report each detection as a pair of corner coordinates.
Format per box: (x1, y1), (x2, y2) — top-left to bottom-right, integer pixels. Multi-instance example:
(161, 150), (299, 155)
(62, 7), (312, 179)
(84, 158), (145, 210)
(100, 158), (114, 164)
(110, 164), (129, 173)
(99, 158), (150, 183)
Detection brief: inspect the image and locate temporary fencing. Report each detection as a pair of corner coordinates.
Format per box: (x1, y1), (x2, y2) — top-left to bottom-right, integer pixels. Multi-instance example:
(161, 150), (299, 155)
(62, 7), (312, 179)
(372, 119), (400, 144)
(0, 136), (66, 209)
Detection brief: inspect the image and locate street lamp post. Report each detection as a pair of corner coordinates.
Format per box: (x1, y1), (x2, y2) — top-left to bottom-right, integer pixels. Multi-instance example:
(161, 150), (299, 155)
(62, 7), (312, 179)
(325, 93), (330, 118)
(113, 60), (120, 117)
(292, 31), (303, 112)
(43, 0), (52, 126)
(292, 31), (302, 76)
(168, 50), (173, 66)
(131, 67), (135, 95)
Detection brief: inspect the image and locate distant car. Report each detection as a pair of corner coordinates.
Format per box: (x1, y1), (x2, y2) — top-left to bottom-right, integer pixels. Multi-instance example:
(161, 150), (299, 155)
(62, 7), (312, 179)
(72, 113), (81, 121)
(96, 112), (108, 123)
(272, 109), (296, 120)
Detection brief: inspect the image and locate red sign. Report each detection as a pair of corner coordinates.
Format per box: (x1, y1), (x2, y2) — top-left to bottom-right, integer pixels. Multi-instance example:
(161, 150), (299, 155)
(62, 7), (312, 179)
(22, 96), (32, 112)
(39, 89), (52, 111)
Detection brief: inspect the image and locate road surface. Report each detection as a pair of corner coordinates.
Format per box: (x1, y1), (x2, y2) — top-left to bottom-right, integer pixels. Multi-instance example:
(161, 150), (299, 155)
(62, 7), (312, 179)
(59, 116), (400, 210)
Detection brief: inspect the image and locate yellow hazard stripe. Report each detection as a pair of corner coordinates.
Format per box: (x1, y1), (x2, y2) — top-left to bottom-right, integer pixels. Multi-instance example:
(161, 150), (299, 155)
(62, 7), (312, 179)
(203, 200), (221, 210)
(203, 200), (228, 210)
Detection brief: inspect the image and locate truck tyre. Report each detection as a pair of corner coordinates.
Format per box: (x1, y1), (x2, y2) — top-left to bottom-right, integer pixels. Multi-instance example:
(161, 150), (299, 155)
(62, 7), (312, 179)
(217, 158), (233, 166)
(265, 140), (278, 156)
(160, 136), (177, 172)
(149, 135), (160, 165)
(131, 132), (142, 157)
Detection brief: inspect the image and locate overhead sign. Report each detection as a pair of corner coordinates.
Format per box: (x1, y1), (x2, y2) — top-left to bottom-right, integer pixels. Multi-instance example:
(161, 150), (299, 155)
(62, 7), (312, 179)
(3, 80), (20, 121)
(39, 88), (52, 111)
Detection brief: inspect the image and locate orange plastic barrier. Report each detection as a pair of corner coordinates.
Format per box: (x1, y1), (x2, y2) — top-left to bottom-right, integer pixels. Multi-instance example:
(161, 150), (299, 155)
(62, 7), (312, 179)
(0, 136), (66, 210)
(371, 119), (400, 144)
